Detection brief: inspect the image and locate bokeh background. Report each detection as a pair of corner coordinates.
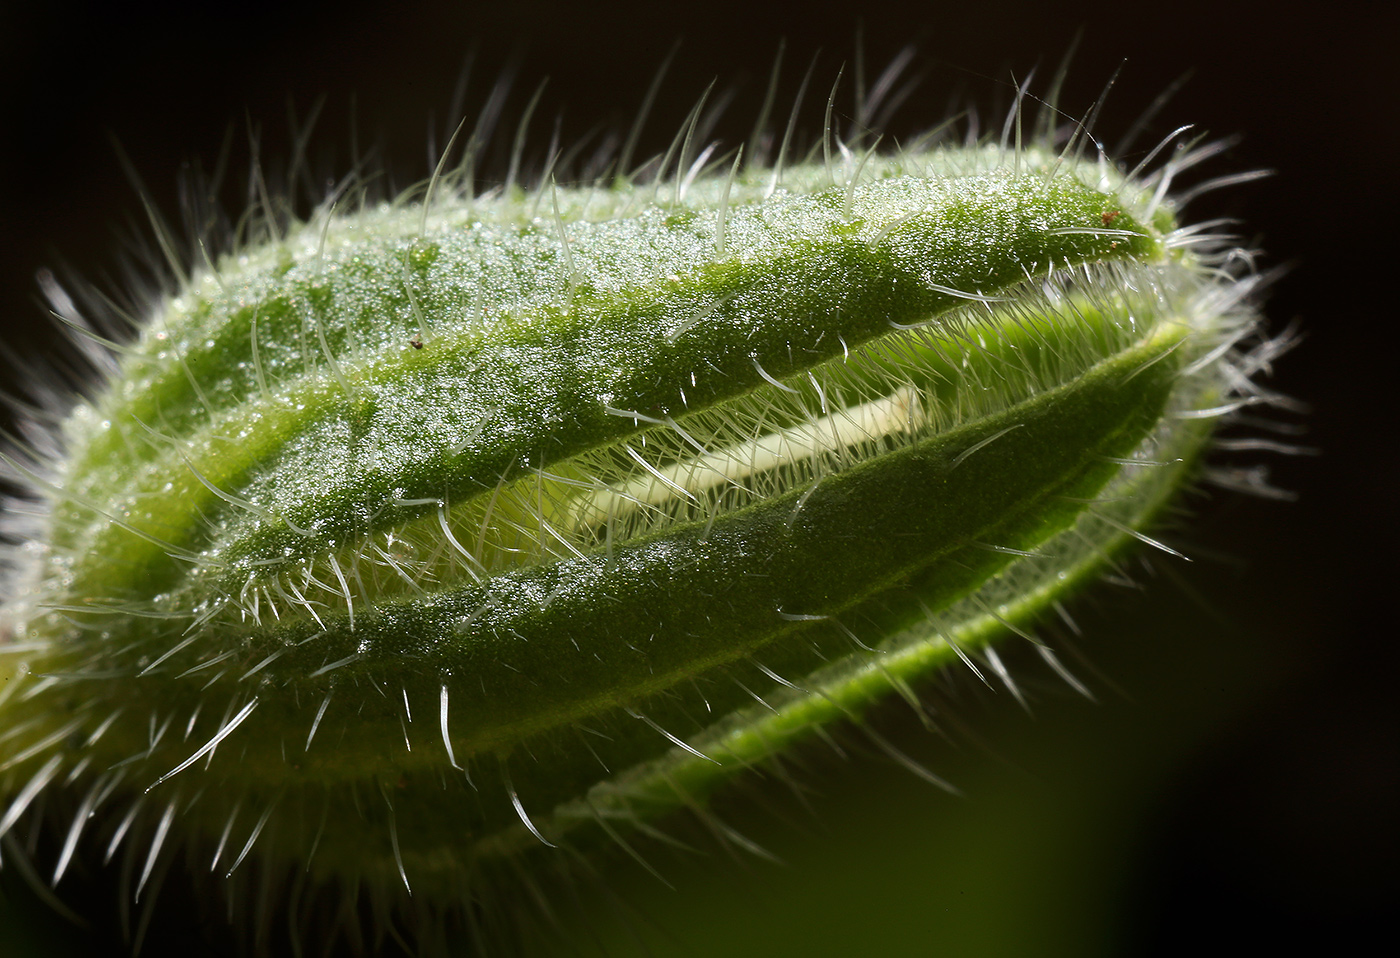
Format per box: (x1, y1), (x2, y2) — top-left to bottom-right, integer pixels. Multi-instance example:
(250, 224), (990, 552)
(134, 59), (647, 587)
(1, 1), (1393, 954)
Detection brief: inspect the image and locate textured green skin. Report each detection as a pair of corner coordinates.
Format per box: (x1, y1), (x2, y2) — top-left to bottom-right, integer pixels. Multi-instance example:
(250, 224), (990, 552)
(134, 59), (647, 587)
(0, 147), (1234, 908)
(53, 163), (1155, 594)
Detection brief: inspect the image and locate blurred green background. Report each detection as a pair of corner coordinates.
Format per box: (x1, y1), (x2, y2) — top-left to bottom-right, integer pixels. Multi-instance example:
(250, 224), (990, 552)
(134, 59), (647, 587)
(1, 1), (1393, 954)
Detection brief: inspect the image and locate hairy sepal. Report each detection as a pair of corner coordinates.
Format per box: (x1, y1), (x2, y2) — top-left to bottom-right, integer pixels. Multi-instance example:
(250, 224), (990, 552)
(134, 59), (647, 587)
(1, 146), (1245, 904)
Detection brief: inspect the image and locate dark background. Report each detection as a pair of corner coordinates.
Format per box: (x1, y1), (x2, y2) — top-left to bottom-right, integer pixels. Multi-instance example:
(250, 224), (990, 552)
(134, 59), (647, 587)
(0, 1), (1394, 955)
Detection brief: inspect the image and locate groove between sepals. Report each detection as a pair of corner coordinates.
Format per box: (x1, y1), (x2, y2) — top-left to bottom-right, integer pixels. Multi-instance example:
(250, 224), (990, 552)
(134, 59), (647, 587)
(252, 321), (1187, 770)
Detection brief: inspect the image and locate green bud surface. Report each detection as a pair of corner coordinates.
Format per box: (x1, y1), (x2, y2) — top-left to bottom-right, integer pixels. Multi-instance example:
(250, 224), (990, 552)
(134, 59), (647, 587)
(0, 137), (1272, 948)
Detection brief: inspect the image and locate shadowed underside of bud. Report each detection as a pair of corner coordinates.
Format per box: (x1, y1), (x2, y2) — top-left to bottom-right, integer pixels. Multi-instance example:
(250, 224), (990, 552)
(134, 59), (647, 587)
(0, 134), (1271, 948)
